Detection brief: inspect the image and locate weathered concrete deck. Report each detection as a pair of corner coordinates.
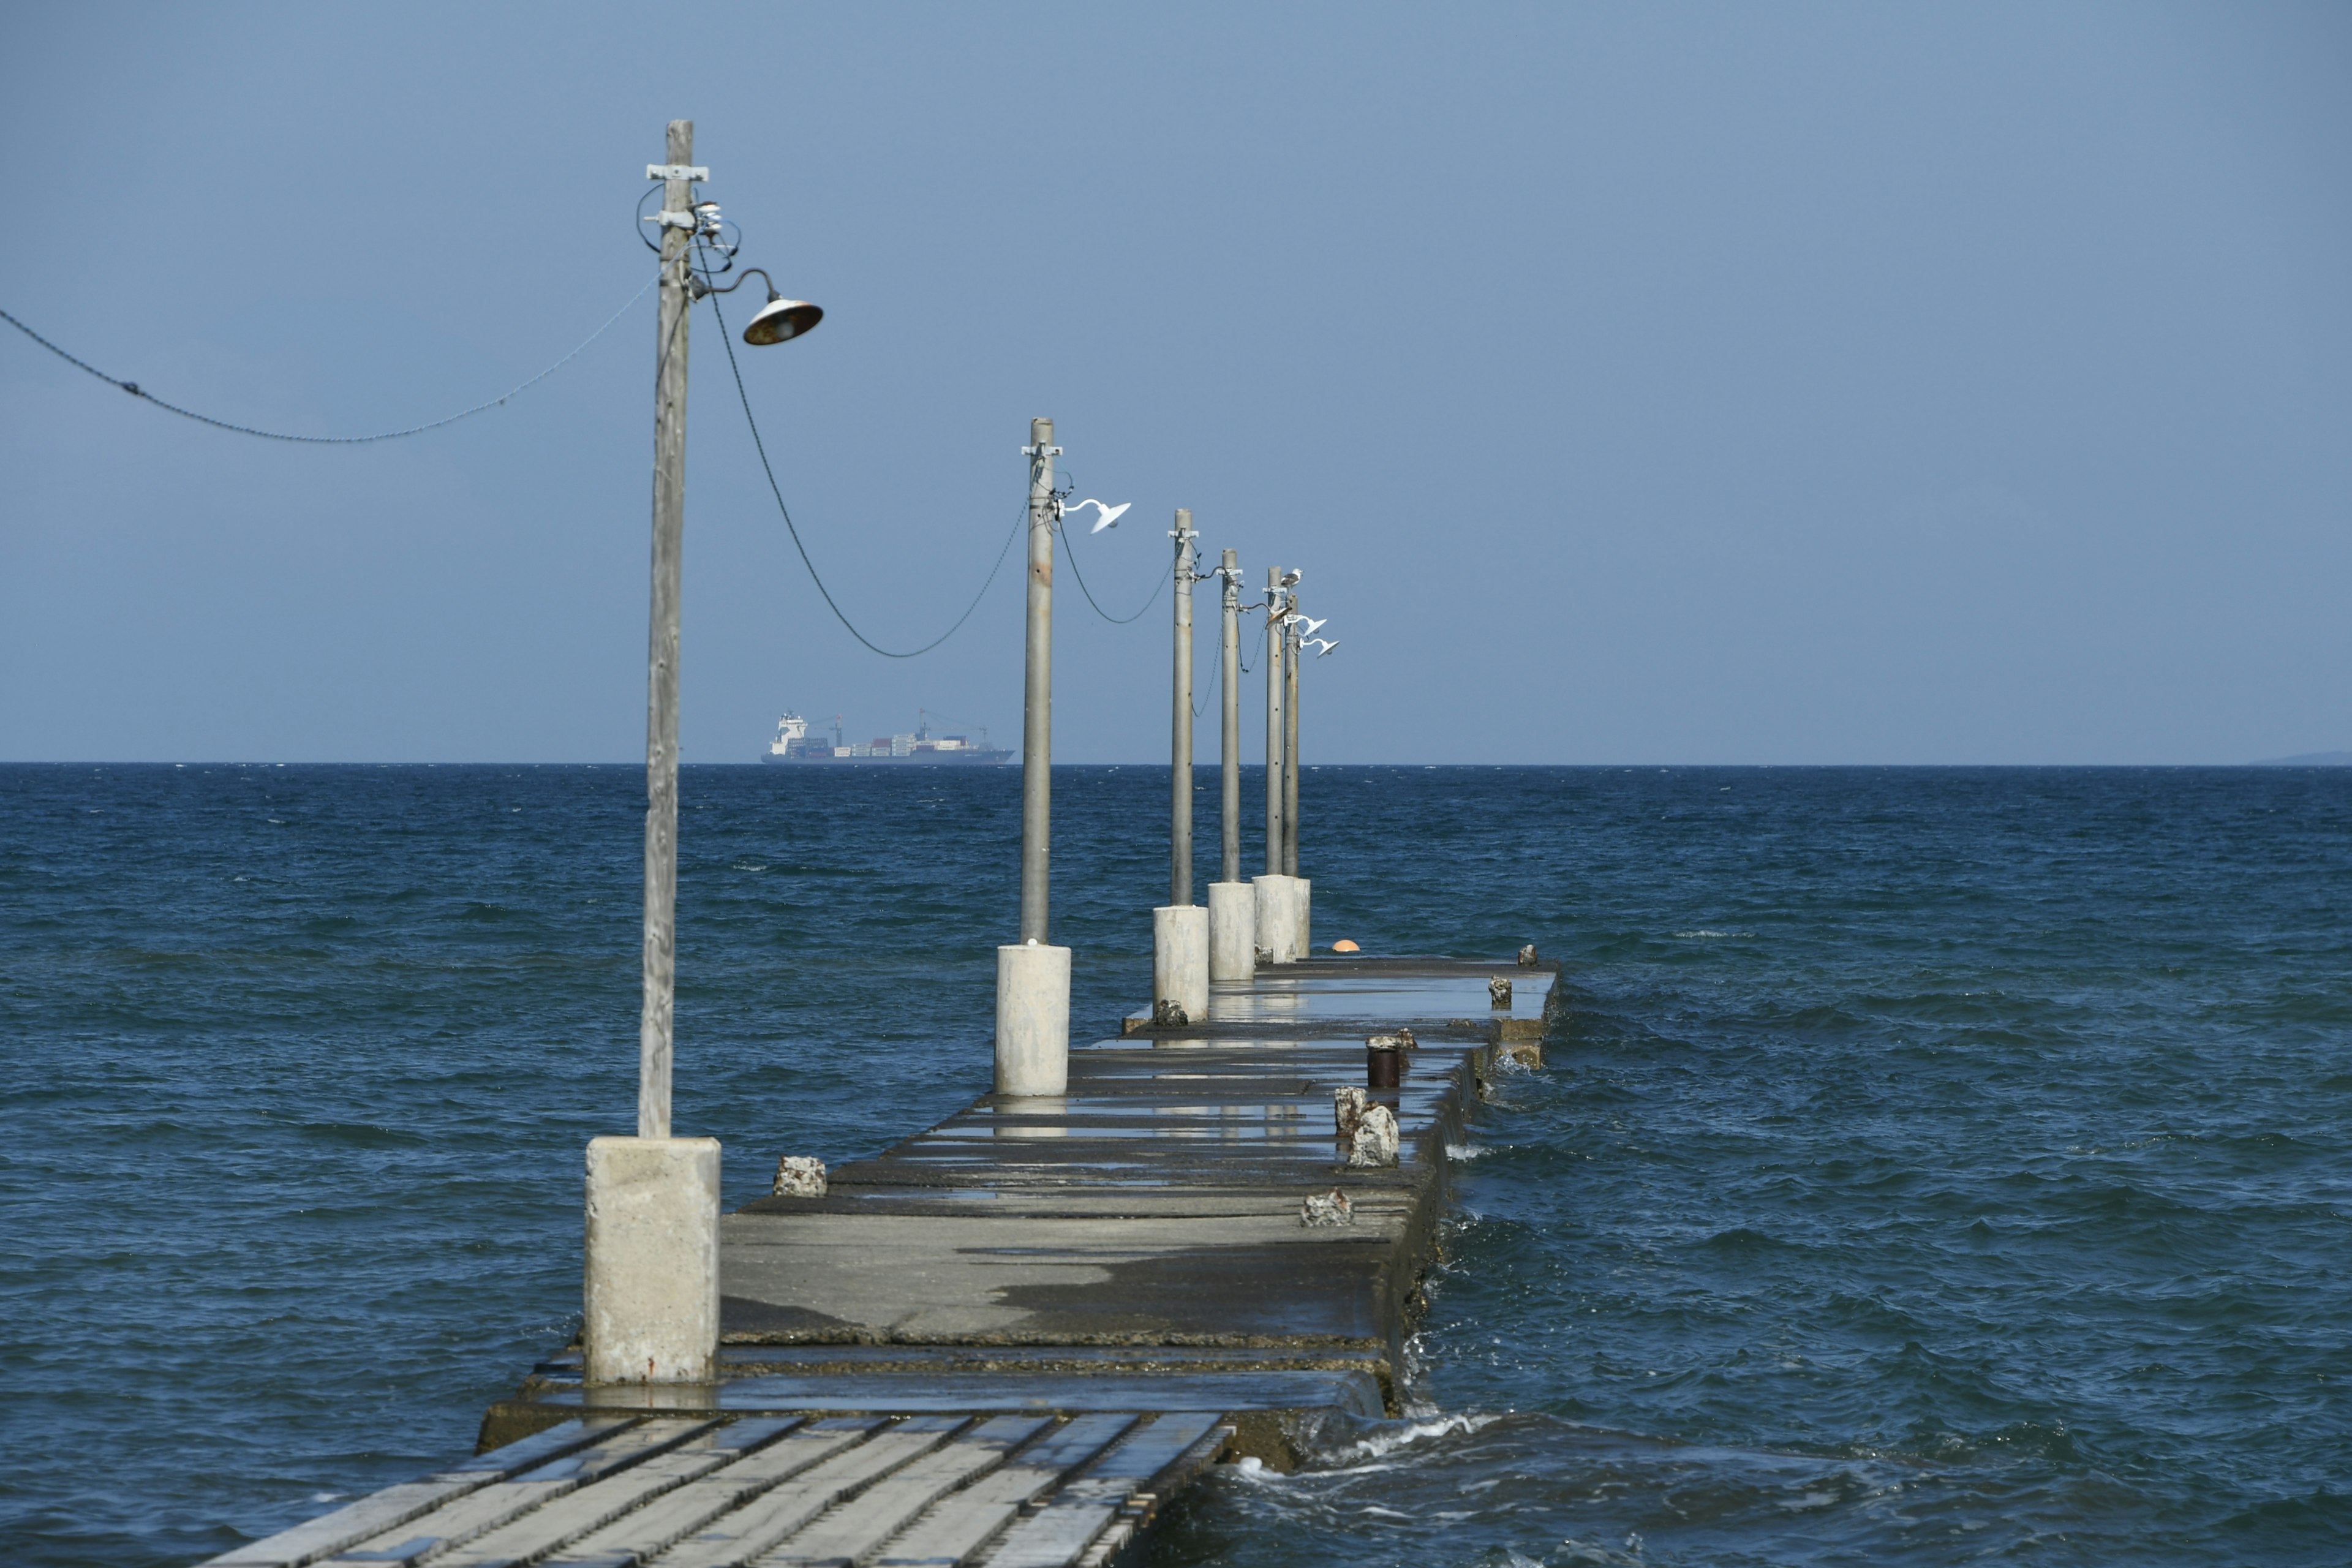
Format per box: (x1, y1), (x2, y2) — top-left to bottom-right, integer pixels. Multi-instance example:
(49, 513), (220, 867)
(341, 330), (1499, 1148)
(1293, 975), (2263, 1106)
(204, 954), (1558, 1568)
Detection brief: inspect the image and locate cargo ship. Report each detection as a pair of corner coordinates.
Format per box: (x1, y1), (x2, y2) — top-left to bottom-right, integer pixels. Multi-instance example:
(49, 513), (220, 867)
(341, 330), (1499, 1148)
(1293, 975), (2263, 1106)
(761, 710), (1012, 765)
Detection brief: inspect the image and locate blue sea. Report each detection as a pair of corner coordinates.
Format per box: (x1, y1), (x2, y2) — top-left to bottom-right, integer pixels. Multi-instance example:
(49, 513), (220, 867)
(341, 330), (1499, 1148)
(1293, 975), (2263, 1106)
(2, 764), (2346, 1566)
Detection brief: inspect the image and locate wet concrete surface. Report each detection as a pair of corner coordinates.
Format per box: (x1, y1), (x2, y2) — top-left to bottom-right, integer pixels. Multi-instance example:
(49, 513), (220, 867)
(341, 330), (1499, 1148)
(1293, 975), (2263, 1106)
(484, 956), (1562, 1473)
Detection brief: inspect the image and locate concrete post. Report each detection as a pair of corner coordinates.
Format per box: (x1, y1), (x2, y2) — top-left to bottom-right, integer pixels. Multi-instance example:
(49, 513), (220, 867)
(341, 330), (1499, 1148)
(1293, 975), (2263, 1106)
(1218, 549), (1242, 887)
(995, 941), (1071, 1096)
(1152, 904), (1209, 1025)
(1019, 418), (1057, 944)
(638, 118), (695, 1142)
(1169, 509), (1196, 907)
(1284, 603), (1310, 955)
(583, 1135), (719, 1384)
(1001, 419), (1070, 1095)
(1207, 548), (1253, 979)
(1283, 595), (1301, 880)
(1264, 568), (1285, 875)
(1207, 878), (1255, 981)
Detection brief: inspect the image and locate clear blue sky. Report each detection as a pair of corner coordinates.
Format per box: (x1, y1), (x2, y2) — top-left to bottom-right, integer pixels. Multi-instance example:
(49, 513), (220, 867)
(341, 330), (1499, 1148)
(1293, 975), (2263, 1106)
(3, 2), (2345, 763)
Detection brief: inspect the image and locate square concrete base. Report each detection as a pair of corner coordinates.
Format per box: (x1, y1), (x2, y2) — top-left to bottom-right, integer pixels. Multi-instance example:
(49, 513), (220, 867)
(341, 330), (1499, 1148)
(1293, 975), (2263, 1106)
(584, 1136), (720, 1384)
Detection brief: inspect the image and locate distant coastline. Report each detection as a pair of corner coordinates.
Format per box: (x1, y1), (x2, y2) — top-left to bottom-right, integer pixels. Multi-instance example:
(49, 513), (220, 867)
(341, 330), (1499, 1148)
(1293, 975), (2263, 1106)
(2247, 751), (2352, 766)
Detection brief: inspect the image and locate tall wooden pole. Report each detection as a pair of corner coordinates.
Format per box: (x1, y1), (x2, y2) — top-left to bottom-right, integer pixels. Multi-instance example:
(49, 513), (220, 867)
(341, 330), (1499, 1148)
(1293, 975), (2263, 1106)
(1169, 510), (1197, 907)
(1019, 418), (1058, 943)
(1283, 595), (1302, 878)
(638, 119), (694, 1141)
(1218, 549), (1242, 886)
(1264, 567), (1285, 874)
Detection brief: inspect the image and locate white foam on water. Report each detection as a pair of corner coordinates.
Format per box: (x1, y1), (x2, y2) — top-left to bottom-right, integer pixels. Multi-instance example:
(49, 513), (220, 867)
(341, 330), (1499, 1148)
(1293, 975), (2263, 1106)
(1315, 1411), (1504, 1468)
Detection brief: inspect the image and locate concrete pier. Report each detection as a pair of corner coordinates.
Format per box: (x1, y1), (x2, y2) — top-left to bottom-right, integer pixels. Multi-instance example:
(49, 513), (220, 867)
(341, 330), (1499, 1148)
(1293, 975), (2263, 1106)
(205, 951), (1561, 1568)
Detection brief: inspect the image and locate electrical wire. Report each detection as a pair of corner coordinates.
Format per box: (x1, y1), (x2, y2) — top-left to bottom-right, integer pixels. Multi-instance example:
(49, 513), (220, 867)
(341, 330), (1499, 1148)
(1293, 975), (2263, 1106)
(1058, 520), (1169, 624)
(0, 266), (660, 445)
(703, 273), (1024, 659)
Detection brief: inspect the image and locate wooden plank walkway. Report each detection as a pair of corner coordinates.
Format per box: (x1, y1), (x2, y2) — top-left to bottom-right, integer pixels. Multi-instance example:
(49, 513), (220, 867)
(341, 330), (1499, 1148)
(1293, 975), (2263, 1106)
(204, 954), (1559, 1568)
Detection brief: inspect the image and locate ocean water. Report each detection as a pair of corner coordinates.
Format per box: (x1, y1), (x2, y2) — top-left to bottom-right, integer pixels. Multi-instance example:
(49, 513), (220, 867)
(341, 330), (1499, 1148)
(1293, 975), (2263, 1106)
(1, 764), (2346, 1567)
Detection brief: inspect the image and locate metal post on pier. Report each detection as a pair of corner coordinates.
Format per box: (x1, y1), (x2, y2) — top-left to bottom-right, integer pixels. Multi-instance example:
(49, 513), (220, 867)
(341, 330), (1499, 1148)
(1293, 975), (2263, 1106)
(1153, 510), (1208, 1023)
(998, 418), (1072, 1093)
(1207, 549), (1254, 979)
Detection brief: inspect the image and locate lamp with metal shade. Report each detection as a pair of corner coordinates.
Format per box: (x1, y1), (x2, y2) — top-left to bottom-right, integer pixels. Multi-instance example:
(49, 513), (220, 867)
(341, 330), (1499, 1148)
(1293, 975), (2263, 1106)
(695, 266), (823, 345)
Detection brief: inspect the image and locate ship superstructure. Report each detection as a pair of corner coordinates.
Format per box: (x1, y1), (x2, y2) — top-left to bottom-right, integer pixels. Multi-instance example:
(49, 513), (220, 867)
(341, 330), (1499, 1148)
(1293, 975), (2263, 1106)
(761, 710), (1011, 765)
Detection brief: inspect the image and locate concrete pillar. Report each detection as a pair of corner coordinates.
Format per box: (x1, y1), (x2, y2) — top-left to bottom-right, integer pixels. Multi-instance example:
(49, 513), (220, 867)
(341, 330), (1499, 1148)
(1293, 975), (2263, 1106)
(1294, 877), (1312, 957)
(1207, 880), (1256, 981)
(583, 1135), (720, 1385)
(1254, 874), (1300, 965)
(995, 941), (1071, 1096)
(1152, 904), (1210, 1025)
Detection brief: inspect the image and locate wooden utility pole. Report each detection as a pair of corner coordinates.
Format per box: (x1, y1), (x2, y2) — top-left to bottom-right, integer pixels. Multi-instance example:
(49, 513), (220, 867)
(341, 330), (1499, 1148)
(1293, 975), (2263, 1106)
(1170, 509), (1197, 907)
(638, 119), (698, 1141)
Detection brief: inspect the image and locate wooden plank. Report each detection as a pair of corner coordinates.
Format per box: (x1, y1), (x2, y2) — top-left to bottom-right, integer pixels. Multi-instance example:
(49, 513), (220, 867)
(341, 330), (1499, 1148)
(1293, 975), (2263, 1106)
(201, 1422), (635, 1568)
(756, 1417), (1048, 1567)
(975, 1415), (1226, 1568)
(871, 1415), (1137, 1568)
(428, 1420), (800, 1568)
(649, 1418), (967, 1568)
(318, 1420), (712, 1567)
(1069, 1421), (1231, 1568)
(541, 1420), (880, 1568)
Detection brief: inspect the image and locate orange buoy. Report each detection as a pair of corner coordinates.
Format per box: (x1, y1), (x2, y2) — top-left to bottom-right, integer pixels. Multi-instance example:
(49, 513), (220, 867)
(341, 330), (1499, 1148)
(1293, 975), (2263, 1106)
(1332, 939), (1361, 953)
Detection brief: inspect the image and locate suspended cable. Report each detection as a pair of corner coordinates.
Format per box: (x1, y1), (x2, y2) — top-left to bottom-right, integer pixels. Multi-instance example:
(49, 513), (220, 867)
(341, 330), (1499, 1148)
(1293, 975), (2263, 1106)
(703, 277), (1023, 659)
(1240, 615), (1267, 676)
(1058, 521), (1168, 625)
(0, 266), (659, 445)
(1195, 637), (1218, 718)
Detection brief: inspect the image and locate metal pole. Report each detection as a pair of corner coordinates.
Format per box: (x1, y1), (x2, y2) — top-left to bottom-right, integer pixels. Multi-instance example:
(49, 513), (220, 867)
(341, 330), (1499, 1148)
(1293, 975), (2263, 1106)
(1219, 548), (1242, 886)
(1019, 417), (1058, 943)
(638, 119), (693, 1142)
(1264, 568), (1285, 874)
(1283, 594), (1301, 878)
(1170, 509), (1196, 907)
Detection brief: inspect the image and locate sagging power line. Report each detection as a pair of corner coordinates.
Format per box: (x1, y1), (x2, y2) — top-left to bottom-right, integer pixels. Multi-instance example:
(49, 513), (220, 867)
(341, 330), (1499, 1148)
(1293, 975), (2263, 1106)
(0, 268), (660, 444)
